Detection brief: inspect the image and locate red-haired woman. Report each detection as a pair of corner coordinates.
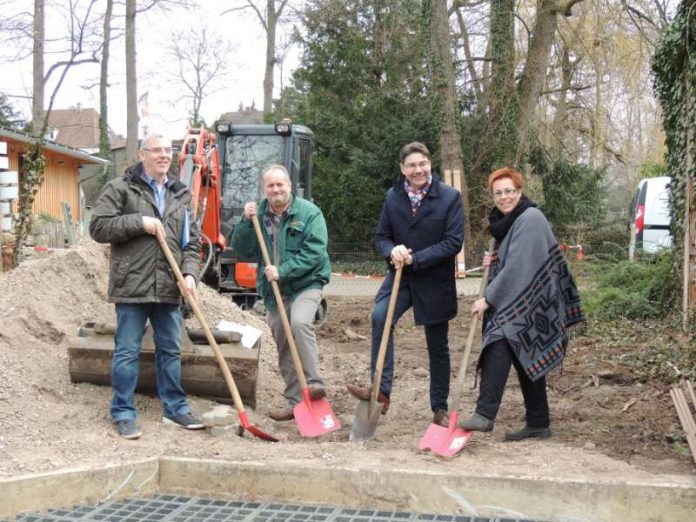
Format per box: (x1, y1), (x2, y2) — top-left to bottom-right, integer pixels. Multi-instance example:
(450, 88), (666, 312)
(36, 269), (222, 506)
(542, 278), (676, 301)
(458, 167), (585, 440)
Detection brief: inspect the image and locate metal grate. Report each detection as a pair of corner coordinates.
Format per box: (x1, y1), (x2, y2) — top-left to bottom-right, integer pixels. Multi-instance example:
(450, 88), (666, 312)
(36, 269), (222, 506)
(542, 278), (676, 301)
(7, 494), (544, 522)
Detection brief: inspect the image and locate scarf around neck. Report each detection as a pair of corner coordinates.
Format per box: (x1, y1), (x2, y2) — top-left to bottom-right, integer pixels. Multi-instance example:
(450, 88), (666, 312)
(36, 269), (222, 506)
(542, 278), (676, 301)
(488, 194), (537, 241)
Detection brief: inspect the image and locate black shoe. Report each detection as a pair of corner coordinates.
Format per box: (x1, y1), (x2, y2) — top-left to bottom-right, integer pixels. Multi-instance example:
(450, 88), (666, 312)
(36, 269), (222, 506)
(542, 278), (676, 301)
(504, 426), (551, 441)
(115, 419), (142, 440)
(433, 409), (449, 427)
(457, 413), (494, 432)
(162, 412), (204, 430)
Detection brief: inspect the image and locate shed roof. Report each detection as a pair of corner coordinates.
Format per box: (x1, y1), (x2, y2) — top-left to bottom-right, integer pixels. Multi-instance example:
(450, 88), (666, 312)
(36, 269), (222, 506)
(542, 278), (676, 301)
(0, 127), (110, 166)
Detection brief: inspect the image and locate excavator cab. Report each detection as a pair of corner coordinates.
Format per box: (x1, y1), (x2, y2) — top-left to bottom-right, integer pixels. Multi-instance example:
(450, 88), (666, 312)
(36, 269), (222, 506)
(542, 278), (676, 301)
(179, 119), (326, 324)
(214, 120), (314, 307)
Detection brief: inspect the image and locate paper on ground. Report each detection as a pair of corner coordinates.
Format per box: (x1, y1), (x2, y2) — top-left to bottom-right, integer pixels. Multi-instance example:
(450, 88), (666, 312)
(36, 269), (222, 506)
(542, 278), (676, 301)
(216, 320), (263, 349)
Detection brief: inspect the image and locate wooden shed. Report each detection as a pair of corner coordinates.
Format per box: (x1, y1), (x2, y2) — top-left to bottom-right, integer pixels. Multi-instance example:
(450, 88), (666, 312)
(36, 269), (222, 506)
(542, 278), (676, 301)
(0, 127), (110, 223)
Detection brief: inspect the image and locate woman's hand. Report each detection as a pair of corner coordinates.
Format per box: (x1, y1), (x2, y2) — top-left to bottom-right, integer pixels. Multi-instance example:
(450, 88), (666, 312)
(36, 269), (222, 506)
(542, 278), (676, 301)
(471, 297), (489, 319)
(482, 251), (497, 267)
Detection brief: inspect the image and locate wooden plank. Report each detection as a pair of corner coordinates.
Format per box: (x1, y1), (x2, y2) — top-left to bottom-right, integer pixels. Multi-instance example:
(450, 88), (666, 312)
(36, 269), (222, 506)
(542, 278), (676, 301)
(671, 386), (696, 465)
(68, 327), (261, 409)
(61, 201), (75, 246)
(447, 169), (466, 276)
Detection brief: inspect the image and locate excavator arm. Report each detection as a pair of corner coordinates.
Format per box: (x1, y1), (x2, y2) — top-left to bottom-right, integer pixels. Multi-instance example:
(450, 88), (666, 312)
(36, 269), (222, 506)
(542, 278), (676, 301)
(179, 127), (226, 251)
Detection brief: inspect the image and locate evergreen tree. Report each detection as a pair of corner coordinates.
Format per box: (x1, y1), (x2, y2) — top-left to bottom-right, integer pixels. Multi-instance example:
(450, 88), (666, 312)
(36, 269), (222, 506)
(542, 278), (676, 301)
(0, 94), (27, 130)
(286, 0), (440, 244)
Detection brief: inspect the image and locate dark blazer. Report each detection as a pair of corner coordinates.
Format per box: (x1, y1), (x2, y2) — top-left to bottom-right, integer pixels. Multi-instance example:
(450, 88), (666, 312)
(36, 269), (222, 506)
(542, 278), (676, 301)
(375, 173), (465, 325)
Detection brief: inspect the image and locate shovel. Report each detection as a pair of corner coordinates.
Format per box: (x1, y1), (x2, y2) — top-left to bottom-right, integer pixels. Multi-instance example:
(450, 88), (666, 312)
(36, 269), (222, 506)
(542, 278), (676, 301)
(155, 228), (278, 442)
(349, 265), (403, 441)
(251, 215), (341, 438)
(418, 241), (494, 457)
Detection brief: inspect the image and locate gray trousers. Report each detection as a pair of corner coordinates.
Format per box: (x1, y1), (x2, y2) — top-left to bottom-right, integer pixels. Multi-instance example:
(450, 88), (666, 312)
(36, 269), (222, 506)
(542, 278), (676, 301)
(266, 288), (324, 406)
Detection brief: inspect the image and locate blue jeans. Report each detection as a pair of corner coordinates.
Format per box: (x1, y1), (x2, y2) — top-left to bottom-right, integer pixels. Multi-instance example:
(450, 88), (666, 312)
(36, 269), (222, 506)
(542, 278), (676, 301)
(371, 282), (451, 412)
(112, 303), (191, 421)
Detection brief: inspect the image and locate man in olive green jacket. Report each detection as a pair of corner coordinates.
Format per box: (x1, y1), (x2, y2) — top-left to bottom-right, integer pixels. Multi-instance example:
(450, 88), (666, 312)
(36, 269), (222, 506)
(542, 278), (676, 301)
(90, 135), (203, 439)
(231, 164), (331, 421)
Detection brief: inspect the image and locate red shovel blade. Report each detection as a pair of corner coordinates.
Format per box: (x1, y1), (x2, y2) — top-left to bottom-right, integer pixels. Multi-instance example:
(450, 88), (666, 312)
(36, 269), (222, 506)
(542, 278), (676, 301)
(418, 411), (473, 457)
(292, 389), (341, 438)
(237, 411), (278, 442)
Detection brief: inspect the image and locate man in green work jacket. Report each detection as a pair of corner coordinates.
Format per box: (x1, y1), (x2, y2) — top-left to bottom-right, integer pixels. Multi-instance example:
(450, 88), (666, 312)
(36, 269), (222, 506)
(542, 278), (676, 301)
(231, 164), (331, 421)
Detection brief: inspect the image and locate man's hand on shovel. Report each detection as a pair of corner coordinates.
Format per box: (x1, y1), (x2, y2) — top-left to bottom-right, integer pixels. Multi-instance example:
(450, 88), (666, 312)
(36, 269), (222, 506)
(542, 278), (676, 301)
(390, 245), (412, 268)
(178, 274), (200, 305)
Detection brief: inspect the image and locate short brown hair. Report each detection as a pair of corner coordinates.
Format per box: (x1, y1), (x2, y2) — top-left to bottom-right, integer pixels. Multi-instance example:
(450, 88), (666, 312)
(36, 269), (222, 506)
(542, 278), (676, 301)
(399, 142), (431, 164)
(488, 167), (524, 191)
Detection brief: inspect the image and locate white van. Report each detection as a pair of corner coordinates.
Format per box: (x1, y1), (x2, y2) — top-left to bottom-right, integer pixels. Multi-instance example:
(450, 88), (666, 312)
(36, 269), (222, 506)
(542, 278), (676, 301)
(628, 176), (672, 260)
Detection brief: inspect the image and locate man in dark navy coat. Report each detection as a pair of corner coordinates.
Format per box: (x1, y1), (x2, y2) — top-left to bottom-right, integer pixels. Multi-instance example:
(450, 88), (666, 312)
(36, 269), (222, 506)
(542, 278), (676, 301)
(347, 142), (465, 426)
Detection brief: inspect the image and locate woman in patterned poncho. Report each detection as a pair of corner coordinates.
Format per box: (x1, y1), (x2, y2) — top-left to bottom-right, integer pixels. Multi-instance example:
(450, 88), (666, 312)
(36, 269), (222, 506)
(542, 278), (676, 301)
(458, 167), (585, 441)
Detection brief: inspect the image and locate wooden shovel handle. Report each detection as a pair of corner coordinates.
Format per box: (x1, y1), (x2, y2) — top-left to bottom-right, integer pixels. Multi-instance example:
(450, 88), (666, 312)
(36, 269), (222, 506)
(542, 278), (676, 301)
(372, 265), (402, 402)
(450, 238), (495, 410)
(250, 214), (309, 389)
(155, 228), (248, 414)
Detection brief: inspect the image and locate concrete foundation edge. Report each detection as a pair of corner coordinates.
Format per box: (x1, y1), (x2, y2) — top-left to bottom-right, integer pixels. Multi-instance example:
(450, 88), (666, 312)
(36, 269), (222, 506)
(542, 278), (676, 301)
(0, 459), (159, 519)
(1, 457), (695, 521)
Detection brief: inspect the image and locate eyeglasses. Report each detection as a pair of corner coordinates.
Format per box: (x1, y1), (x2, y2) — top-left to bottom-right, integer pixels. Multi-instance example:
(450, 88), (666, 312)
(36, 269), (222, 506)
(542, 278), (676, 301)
(403, 160), (430, 171)
(492, 187), (518, 199)
(142, 147), (173, 154)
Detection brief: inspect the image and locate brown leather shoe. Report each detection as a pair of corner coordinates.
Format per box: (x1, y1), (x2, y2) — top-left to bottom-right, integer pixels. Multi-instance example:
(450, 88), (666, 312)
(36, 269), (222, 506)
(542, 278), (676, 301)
(269, 406), (294, 421)
(346, 383), (390, 414)
(308, 386), (327, 400)
(433, 409), (449, 427)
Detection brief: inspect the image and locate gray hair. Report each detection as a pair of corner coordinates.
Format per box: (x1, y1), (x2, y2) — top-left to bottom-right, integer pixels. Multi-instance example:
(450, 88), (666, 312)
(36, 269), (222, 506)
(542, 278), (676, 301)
(262, 164), (291, 182)
(140, 134), (171, 150)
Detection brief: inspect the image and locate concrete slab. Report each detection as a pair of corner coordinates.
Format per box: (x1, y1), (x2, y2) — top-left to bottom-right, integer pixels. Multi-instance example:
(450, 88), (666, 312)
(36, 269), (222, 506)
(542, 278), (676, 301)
(2, 457), (694, 521)
(0, 459), (159, 519)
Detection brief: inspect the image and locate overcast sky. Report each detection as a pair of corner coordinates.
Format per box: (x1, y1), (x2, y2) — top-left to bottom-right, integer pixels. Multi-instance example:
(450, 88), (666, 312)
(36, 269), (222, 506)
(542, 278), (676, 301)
(0, 1), (301, 140)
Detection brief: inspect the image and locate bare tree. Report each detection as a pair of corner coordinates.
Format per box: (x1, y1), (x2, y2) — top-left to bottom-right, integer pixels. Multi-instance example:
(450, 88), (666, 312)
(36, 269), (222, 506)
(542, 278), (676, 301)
(124, 0), (196, 163)
(223, 1), (293, 115)
(15, 0), (102, 265)
(31, 0), (45, 136)
(428, 0), (472, 245)
(165, 28), (233, 126)
(125, 0), (138, 164)
(98, 0), (114, 182)
(515, 0), (584, 159)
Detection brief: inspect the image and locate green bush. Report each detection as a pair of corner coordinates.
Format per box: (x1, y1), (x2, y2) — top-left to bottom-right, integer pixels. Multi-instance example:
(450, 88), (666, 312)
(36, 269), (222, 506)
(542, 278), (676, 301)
(582, 251), (679, 320)
(582, 221), (630, 259)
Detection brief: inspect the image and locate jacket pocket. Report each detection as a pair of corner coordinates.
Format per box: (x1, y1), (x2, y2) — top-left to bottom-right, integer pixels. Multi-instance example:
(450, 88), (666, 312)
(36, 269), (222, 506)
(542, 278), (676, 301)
(285, 224), (305, 252)
(111, 257), (130, 293)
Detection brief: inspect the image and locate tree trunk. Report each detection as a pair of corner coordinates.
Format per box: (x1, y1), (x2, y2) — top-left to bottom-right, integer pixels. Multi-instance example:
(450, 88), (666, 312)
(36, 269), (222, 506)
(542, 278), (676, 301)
(550, 44), (572, 155)
(125, 0), (138, 164)
(98, 0), (114, 181)
(31, 0), (44, 137)
(263, 0), (277, 115)
(470, 0), (515, 191)
(428, 0), (472, 247)
(515, 0), (560, 156)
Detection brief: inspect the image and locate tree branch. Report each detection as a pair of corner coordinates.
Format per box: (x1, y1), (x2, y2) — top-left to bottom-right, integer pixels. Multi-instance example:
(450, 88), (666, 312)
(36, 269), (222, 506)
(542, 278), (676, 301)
(555, 0), (583, 17)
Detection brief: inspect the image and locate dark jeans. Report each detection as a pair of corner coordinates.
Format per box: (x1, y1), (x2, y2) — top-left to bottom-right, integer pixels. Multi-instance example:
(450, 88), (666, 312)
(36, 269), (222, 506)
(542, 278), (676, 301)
(475, 338), (550, 428)
(112, 303), (191, 422)
(370, 283), (450, 412)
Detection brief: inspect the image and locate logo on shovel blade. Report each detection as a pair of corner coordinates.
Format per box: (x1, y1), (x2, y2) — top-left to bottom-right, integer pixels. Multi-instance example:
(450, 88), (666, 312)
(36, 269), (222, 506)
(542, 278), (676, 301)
(320, 414), (336, 429)
(449, 436), (467, 451)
